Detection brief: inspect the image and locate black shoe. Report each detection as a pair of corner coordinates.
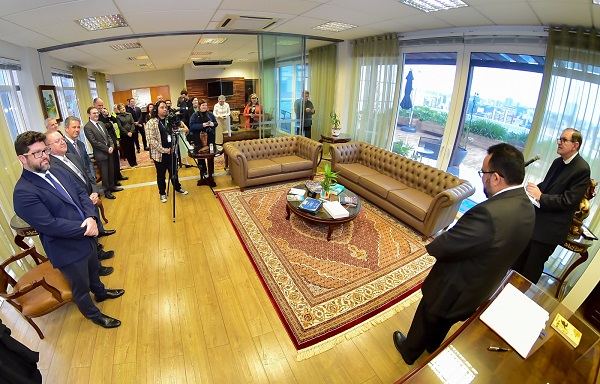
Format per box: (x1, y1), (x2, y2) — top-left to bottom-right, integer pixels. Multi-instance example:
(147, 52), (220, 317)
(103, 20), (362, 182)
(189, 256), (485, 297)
(393, 331), (416, 365)
(98, 229), (116, 237)
(118, 176), (129, 181)
(98, 266), (114, 276)
(111, 187), (124, 192)
(98, 250), (115, 260)
(184, 164), (194, 168)
(91, 313), (121, 328)
(115, 181), (122, 186)
(97, 243), (104, 250)
(104, 193), (116, 199)
(95, 289), (125, 302)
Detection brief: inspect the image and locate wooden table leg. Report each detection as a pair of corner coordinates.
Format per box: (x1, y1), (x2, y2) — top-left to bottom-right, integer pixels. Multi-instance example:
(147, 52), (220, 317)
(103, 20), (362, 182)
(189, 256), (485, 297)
(285, 205), (291, 220)
(327, 225), (334, 241)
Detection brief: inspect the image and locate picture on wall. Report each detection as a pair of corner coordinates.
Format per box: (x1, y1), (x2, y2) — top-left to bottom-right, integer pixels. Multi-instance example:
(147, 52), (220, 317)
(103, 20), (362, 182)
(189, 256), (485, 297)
(38, 85), (63, 123)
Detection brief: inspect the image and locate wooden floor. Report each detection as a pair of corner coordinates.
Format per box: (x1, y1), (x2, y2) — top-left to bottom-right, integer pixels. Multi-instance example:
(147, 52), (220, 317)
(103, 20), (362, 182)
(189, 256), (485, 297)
(1, 165), (449, 384)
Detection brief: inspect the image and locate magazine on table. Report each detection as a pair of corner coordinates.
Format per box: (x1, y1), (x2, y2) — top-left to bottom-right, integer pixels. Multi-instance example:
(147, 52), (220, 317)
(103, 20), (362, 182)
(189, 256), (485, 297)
(298, 197), (322, 214)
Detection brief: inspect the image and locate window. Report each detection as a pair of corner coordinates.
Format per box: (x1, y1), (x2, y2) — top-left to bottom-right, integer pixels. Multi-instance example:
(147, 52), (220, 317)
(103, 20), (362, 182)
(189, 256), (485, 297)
(278, 63), (307, 134)
(89, 78), (98, 100)
(52, 71), (80, 119)
(0, 59), (29, 140)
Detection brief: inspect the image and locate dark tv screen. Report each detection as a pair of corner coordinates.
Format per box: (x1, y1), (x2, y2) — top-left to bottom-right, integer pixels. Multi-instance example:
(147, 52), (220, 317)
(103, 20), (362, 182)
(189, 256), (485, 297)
(207, 81), (234, 97)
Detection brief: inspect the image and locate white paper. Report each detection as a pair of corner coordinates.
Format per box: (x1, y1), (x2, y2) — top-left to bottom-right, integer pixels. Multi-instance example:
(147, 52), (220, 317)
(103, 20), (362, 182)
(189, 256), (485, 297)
(323, 201), (349, 219)
(289, 188), (306, 196)
(480, 283), (549, 358)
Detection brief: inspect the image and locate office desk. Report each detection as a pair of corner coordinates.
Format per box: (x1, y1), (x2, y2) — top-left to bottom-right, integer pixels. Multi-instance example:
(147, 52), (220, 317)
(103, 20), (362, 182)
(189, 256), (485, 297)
(399, 271), (600, 383)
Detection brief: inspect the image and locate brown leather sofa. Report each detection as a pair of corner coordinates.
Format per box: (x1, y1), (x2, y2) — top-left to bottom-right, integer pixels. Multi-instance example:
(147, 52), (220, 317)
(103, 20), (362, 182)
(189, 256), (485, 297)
(330, 141), (475, 238)
(224, 135), (323, 191)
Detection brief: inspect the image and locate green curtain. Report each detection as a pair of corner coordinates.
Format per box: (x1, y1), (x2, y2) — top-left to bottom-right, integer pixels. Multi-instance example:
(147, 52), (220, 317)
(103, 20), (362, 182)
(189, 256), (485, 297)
(525, 26), (600, 288)
(309, 44), (337, 140)
(347, 34), (400, 149)
(72, 66), (93, 118)
(94, 72), (109, 105)
(260, 58), (275, 137)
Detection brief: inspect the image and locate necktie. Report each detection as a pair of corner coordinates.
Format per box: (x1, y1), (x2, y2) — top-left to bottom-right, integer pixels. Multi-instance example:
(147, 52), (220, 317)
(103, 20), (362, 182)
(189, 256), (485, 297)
(72, 139), (81, 156)
(62, 157), (86, 183)
(45, 173), (85, 220)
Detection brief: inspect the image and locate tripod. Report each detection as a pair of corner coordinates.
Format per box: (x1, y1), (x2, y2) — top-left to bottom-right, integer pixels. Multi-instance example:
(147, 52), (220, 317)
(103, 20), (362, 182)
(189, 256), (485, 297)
(167, 130), (198, 222)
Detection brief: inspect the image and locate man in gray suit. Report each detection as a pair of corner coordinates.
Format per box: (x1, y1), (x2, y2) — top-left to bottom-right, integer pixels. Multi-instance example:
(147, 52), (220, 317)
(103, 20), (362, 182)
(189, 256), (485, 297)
(83, 106), (121, 199)
(393, 143), (535, 365)
(513, 128), (590, 283)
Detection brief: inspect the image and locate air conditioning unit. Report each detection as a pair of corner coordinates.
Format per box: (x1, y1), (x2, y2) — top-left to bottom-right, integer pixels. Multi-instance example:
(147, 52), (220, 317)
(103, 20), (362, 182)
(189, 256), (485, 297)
(218, 14), (277, 30)
(191, 60), (233, 69)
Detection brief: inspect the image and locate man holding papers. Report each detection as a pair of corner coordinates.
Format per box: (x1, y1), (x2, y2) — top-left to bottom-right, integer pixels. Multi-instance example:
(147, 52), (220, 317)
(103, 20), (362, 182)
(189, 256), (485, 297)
(393, 143), (535, 365)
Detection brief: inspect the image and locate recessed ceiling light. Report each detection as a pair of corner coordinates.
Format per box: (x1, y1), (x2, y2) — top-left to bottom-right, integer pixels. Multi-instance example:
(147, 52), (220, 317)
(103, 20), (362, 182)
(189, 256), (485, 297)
(198, 37), (227, 44)
(313, 22), (357, 32)
(399, 0), (468, 13)
(76, 14), (128, 31)
(191, 52), (213, 56)
(110, 42), (142, 51)
(127, 55), (149, 61)
(137, 63), (154, 68)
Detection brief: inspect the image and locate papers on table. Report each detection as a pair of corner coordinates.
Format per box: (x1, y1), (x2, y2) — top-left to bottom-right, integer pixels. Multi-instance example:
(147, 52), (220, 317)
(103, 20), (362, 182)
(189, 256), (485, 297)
(289, 188), (306, 196)
(480, 283), (549, 358)
(323, 201), (349, 219)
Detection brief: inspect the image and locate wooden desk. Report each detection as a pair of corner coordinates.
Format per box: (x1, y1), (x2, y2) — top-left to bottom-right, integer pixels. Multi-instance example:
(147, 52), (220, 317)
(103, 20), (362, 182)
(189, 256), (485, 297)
(399, 271), (600, 383)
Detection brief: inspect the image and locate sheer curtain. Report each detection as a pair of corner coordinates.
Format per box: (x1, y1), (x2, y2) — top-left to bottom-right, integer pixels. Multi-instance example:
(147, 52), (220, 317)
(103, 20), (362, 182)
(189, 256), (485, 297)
(94, 72), (109, 104)
(524, 26), (600, 290)
(72, 66), (93, 118)
(309, 44), (337, 139)
(347, 34), (400, 149)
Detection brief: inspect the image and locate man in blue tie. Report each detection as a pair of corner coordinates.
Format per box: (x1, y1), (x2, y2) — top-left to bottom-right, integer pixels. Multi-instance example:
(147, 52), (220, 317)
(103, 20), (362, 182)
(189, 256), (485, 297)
(13, 131), (124, 329)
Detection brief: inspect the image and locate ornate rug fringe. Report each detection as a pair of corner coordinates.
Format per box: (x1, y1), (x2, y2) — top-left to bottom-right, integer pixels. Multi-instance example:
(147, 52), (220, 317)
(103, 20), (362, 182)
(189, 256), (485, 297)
(296, 290), (423, 361)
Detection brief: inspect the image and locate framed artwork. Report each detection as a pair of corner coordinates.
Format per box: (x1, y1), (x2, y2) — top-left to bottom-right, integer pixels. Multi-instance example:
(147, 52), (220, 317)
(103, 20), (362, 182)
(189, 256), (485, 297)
(38, 85), (63, 123)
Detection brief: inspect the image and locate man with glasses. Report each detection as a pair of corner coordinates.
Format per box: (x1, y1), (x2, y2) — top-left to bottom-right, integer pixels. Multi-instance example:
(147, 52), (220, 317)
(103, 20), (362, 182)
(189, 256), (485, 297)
(393, 143), (535, 366)
(513, 128), (590, 284)
(13, 131), (124, 329)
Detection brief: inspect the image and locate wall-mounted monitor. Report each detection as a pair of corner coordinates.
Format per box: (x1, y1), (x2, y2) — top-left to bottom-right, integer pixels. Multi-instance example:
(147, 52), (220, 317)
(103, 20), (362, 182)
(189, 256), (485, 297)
(207, 81), (234, 98)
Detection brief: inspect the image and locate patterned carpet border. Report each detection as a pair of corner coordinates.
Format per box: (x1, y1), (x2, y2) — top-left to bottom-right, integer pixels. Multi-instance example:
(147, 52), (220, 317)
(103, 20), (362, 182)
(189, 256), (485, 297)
(218, 181), (434, 357)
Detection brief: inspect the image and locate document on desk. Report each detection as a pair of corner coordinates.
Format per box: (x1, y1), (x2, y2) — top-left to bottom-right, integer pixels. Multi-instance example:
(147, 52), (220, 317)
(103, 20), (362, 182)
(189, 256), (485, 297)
(480, 283), (549, 358)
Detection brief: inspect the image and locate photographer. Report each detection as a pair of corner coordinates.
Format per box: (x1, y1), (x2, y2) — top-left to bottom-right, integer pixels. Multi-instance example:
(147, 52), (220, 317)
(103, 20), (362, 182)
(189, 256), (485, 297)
(146, 100), (189, 203)
(189, 99), (218, 176)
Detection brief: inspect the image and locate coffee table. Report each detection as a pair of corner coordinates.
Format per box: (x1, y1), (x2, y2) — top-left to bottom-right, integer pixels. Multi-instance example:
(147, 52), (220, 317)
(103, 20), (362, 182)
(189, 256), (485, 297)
(285, 183), (362, 241)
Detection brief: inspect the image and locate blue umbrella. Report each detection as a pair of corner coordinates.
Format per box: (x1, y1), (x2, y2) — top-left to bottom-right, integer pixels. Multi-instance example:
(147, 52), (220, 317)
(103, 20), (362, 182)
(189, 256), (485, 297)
(400, 70), (414, 110)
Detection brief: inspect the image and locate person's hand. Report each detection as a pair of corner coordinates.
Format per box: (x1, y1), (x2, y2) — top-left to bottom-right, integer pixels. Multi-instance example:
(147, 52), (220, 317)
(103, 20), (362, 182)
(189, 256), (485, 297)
(209, 121), (214, 127)
(89, 192), (99, 205)
(128, 132), (133, 137)
(81, 217), (98, 237)
(108, 147), (114, 154)
(101, 108), (109, 116)
(526, 182), (542, 200)
(305, 107), (311, 113)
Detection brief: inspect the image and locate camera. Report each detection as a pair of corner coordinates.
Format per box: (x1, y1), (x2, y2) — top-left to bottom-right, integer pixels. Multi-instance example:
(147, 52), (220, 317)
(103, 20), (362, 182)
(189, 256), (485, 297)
(165, 109), (183, 132)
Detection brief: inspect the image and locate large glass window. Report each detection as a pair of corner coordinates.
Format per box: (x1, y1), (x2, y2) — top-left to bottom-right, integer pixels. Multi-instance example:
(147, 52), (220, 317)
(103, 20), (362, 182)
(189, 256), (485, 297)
(52, 71), (80, 119)
(0, 60), (29, 140)
(448, 53), (544, 204)
(393, 53), (457, 164)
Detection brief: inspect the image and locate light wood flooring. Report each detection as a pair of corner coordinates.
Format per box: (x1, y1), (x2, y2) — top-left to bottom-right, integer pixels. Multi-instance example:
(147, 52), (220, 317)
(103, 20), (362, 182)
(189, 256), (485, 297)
(1, 164), (446, 384)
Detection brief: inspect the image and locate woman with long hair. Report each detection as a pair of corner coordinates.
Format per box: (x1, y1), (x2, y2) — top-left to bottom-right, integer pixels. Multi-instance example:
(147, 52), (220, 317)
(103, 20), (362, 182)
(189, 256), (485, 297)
(242, 93), (262, 129)
(116, 103), (137, 167)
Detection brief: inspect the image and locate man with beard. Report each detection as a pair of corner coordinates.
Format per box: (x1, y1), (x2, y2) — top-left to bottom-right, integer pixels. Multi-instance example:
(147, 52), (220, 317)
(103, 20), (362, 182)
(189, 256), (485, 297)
(393, 143), (535, 365)
(13, 131), (124, 328)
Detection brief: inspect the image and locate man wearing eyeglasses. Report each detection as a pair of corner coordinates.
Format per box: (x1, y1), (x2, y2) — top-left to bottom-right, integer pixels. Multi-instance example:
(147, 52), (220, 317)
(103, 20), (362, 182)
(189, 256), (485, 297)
(513, 128), (590, 284)
(13, 131), (124, 329)
(393, 143), (535, 366)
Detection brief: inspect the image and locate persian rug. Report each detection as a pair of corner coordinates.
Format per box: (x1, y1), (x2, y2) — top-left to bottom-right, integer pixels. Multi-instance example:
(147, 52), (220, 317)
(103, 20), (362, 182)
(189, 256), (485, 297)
(218, 181), (434, 359)
(120, 150), (225, 170)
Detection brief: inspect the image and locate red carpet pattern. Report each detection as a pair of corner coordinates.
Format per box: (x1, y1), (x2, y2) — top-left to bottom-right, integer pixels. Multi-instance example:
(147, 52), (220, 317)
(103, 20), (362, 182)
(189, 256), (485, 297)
(219, 181), (434, 352)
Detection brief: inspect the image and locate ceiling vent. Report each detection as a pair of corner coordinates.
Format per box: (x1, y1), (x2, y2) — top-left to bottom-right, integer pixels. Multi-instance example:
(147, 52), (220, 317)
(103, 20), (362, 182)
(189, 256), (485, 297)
(191, 60), (233, 68)
(218, 14), (277, 30)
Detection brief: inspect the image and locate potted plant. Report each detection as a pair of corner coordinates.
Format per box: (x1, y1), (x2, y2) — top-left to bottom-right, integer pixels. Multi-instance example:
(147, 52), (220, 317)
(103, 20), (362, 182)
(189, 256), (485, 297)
(319, 162), (339, 199)
(330, 112), (341, 137)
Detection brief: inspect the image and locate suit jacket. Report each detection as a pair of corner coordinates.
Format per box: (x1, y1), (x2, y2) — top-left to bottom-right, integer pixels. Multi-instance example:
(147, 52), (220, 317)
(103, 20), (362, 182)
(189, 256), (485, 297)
(13, 167), (97, 268)
(65, 137), (96, 182)
(98, 112), (119, 144)
(83, 120), (113, 162)
(422, 187), (535, 320)
(534, 153), (590, 244)
(49, 154), (98, 195)
(126, 105), (142, 123)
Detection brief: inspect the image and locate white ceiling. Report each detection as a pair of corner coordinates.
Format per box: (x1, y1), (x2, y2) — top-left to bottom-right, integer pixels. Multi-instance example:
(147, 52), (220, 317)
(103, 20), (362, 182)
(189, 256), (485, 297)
(0, 0), (598, 75)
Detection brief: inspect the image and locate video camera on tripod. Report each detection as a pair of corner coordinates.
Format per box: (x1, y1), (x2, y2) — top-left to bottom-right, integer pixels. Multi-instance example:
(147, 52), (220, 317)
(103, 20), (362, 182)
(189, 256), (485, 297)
(165, 109), (183, 132)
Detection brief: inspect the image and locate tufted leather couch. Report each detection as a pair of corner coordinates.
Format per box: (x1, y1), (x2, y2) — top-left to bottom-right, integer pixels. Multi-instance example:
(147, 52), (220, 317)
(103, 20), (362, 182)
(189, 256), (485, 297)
(224, 135), (323, 191)
(330, 141), (475, 238)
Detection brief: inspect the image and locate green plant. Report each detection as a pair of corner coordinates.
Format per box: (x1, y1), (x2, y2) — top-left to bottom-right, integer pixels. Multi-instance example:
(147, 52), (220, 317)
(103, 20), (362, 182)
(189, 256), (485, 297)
(330, 112), (341, 129)
(391, 140), (413, 157)
(319, 162), (339, 192)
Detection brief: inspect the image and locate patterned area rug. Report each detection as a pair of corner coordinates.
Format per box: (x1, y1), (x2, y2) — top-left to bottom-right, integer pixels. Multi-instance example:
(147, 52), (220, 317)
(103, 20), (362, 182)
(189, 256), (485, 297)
(218, 181), (434, 358)
(120, 149), (225, 170)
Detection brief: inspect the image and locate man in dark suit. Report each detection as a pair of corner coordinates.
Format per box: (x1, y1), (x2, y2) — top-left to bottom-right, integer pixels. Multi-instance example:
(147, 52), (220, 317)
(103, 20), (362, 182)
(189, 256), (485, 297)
(46, 131), (116, 272)
(63, 116), (116, 238)
(513, 128), (590, 283)
(13, 131), (124, 328)
(126, 97), (144, 153)
(93, 98), (127, 182)
(83, 106), (122, 200)
(393, 143), (535, 365)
